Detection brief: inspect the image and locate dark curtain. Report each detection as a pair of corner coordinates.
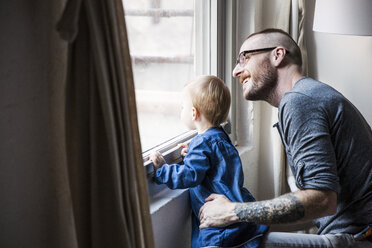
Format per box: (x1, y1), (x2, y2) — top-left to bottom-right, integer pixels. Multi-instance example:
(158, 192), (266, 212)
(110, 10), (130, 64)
(57, 0), (154, 247)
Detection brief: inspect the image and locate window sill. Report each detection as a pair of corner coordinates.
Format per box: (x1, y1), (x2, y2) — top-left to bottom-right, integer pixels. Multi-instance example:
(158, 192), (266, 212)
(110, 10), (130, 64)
(144, 130), (196, 196)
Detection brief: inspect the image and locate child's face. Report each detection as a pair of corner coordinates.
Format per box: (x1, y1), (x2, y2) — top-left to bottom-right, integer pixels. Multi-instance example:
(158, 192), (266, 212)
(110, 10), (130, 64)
(180, 88), (195, 130)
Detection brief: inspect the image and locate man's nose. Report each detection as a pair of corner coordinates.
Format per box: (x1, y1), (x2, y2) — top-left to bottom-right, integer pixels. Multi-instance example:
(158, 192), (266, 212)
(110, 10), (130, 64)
(232, 64), (243, 78)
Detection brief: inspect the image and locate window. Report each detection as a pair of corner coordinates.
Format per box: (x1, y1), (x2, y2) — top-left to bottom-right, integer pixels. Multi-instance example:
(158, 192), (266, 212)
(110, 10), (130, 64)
(123, 0), (237, 169)
(123, 0), (198, 154)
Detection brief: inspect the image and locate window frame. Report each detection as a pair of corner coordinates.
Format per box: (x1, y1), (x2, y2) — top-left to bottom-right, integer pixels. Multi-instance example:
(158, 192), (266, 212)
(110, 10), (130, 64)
(143, 0), (239, 199)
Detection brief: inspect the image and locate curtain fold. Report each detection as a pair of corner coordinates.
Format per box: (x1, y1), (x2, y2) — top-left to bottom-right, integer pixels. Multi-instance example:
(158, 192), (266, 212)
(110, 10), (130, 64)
(274, 0), (308, 194)
(57, 0), (154, 247)
(272, 0), (293, 197)
(48, 0), (78, 247)
(246, 0), (312, 232)
(297, 0), (308, 76)
(252, 0), (308, 198)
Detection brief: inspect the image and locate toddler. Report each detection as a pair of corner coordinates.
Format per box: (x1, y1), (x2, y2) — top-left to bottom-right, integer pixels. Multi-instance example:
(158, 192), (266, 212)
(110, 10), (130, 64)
(150, 75), (268, 248)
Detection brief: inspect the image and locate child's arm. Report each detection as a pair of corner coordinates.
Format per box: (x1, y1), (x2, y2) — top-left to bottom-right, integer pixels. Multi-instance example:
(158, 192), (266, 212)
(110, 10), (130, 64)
(151, 138), (211, 189)
(150, 142), (187, 169)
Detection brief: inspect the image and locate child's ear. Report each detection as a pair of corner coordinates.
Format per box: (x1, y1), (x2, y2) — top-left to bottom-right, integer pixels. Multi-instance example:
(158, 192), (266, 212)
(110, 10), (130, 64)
(191, 106), (199, 120)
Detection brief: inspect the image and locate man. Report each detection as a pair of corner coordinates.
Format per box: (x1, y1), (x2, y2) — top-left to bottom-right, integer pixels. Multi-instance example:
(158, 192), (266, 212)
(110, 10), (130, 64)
(198, 28), (372, 247)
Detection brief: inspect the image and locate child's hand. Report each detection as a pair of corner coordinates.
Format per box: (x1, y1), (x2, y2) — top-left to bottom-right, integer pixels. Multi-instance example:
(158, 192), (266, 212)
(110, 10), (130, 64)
(177, 143), (189, 157)
(149, 151), (166, 171)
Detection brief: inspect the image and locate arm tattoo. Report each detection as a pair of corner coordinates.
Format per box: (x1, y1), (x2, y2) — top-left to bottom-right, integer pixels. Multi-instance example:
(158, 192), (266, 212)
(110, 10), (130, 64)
(234, 194), (305, 224)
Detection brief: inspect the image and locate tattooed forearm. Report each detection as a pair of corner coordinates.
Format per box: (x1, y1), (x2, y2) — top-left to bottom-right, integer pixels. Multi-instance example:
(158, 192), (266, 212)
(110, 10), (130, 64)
(234, 194), (305, 225)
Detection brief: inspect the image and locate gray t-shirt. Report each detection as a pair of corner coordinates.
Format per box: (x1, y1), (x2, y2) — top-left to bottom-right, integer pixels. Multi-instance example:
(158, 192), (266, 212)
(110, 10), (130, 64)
(276, 77), (372, 234)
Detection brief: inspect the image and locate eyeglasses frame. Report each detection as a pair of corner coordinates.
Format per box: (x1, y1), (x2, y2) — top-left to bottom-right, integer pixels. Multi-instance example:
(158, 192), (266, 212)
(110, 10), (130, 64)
(236, 47), (288, 67)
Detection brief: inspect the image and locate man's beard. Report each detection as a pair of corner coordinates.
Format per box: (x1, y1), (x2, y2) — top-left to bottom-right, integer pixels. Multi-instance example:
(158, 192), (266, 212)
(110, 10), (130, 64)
(244, 57), (278, 102)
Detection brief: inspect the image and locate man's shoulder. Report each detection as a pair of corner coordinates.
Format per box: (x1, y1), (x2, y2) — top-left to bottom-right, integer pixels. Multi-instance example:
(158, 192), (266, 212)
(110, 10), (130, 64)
(280, 77), (341, 110)
(289, 77), (340, 98)
(279, 90), (317, 114)
(285, 77), (322, 97)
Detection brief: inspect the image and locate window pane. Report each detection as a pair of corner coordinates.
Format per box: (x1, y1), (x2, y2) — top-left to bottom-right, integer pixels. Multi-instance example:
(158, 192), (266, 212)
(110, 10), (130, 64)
(123, 0), (195, 153)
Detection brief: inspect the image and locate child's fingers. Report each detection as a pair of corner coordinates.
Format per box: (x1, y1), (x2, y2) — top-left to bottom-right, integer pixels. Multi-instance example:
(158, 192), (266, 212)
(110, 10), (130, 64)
(177, 143), (188, 148)
(181, 148), (188, 156)
(149, 151), (161, 162)
(148, 152), (156, 161)
(178, 143), (189, 156)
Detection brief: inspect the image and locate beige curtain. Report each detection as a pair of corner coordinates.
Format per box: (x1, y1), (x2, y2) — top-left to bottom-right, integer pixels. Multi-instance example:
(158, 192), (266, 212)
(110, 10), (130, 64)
(253, 0), (308, 198)
(275, 0), (308, 75)
(245, 0), (312, 232)
(274, 0), (308, 193)
(53, 0), (154, 247)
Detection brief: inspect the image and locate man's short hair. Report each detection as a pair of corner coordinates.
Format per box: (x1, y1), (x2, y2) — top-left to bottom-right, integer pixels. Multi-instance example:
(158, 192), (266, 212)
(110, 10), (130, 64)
(247, 28), (302, 69)
(186, 75), (230, 127)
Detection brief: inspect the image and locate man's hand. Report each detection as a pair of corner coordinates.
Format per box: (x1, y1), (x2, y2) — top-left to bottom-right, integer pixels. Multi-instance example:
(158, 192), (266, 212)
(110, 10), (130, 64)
(149, 151), (166, 171)
(198, 194), (239, 229)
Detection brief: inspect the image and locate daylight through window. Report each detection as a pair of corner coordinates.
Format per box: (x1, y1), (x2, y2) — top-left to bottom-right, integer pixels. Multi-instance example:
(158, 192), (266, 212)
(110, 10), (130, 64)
(123, 0), (196, 153)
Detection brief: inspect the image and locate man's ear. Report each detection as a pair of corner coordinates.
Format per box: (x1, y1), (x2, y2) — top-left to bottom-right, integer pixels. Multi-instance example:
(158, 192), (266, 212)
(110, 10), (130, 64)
(192, 106), (199, 120)
(272, 47), (286, 67)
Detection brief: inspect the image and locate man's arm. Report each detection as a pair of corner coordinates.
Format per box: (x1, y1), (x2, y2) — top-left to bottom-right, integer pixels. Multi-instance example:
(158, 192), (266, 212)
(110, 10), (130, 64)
(198, 189), (337, 229)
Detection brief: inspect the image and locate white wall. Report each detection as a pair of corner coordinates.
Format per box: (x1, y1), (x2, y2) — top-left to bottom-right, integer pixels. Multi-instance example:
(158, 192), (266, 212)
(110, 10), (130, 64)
(150, 188), (191, 248)
(305, 0), (372, 126)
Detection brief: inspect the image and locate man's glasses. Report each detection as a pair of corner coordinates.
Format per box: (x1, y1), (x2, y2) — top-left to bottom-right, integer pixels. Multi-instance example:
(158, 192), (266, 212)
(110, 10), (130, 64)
(236, 47), (277, 67)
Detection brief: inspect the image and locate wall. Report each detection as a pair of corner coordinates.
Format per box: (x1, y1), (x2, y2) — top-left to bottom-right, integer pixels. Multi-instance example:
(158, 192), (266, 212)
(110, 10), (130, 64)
(149, 188), (191, 248)
(305, 0), (372, 125)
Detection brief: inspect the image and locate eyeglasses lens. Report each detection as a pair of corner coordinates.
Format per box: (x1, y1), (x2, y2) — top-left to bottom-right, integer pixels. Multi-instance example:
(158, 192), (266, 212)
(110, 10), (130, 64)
(239, 53), (245, 67)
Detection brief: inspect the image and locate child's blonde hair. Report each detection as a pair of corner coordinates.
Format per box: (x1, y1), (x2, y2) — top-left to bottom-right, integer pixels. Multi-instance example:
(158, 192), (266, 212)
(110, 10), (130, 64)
(185, 75), (231, 127)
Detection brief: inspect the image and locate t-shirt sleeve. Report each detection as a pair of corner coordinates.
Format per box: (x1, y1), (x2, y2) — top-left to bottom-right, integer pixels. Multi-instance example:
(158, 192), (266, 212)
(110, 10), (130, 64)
(153, 136), (211, 189)
(280, 93), (340, 193)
